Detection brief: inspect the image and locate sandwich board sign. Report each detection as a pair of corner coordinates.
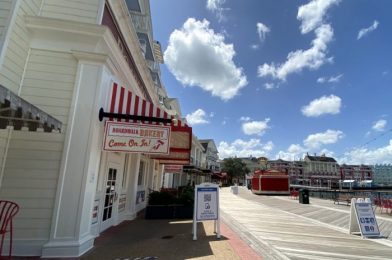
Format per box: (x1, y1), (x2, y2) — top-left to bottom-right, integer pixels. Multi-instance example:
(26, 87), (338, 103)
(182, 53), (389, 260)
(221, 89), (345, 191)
(349, 198), (380, 238)
(192, 183), (220, 240)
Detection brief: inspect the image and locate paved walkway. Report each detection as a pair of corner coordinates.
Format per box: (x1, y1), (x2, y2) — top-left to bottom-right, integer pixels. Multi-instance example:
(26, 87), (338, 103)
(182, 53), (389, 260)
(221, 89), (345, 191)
(81, 216), (260, 260)
(11, 187), (392, 259)
(220, 187), (392, 260)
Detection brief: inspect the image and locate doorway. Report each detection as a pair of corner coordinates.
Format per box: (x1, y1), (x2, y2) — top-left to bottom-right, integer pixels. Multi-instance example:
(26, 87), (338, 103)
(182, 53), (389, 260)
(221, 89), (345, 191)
(99, 153), (124, 232)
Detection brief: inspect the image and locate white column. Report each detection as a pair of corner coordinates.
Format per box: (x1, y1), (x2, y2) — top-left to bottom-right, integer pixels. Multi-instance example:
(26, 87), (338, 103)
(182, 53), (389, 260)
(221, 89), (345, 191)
(42, 55), (108, 257)
(124, 153), (141, 219)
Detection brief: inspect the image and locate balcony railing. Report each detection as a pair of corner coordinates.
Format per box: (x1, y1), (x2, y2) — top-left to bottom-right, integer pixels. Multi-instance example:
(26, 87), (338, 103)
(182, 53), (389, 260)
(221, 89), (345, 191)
(146, 59), (160, 72)
(130, 12), (151, 33)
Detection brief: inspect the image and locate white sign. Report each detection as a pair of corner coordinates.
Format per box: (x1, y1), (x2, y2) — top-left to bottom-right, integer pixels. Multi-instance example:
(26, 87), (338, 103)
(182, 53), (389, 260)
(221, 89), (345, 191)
(349, 198), (380, 238)
(103, 121), (171, 154)
(193, 183), (220, 240)
(196, 187), (218, 221)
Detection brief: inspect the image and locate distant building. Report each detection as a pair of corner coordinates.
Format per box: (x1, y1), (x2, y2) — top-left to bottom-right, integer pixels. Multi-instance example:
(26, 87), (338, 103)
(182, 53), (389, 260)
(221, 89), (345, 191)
(304, 154), (340, 187)
(340, 164), (373, 182)
(372, 164), (392, 187)
(268, 159), (290, 173)
(199, 139), (220, 172)
(268, 159), (305, 185)
(290, 161), (306, 185)
(239, 156), (264, 173)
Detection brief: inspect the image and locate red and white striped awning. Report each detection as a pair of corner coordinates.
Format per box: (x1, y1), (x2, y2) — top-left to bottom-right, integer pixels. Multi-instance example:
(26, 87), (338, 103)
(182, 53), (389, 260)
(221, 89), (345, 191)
(107, 82), (192, 165)
(109, 82), (189, 127)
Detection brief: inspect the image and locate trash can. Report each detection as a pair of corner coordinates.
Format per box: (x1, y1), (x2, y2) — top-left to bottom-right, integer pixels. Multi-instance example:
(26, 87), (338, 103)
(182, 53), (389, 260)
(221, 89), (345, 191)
(299, 189), (309, 204)
(231, 186), (238, 195)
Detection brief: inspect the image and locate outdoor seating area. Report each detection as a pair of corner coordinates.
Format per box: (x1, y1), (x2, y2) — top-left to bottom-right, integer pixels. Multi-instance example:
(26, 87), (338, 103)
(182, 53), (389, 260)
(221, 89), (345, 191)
(374, 198), (392, 214)
(333, 193), (352, 206)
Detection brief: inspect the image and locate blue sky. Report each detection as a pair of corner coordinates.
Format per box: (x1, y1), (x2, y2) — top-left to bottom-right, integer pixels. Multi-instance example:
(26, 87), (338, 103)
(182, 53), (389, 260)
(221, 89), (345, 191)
(150, 0), (392, 164)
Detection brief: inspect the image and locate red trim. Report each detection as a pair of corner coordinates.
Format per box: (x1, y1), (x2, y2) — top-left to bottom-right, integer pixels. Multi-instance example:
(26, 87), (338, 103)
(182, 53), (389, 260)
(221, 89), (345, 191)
(133, 95), (139, 123)
(117, 86), (125, 122)
(170, 148), (191, 152)
(125, 91), (132, 122)
(149, 103), (154, 125)
(109, 82), (118, 120)
(141, 99), (147, 123)
(152, 158), (190, 161)
(155, 108), (161, 125)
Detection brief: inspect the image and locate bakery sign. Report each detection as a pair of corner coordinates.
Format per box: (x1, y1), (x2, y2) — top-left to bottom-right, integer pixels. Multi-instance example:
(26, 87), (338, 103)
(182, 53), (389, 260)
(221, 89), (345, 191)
(103, 121), (171, 154)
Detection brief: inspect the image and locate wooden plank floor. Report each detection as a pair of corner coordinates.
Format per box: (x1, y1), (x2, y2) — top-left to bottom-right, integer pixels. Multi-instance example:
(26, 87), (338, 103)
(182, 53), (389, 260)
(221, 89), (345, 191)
(220, 187), (392, 260)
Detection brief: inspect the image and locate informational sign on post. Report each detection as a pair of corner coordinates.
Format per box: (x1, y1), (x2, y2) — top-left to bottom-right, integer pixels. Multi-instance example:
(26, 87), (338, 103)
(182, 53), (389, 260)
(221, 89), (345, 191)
(349, 198), (380, 238)
(193, 183), (220, 240)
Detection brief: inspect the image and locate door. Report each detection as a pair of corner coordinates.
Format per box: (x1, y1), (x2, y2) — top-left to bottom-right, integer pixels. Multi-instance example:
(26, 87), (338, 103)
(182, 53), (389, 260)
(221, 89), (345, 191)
(100, 161), (121, 231)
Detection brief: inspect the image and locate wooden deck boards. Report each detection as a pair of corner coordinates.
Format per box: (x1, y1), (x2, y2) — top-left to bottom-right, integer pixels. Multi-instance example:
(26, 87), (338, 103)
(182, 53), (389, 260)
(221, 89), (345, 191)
(220, 187), (392, 259)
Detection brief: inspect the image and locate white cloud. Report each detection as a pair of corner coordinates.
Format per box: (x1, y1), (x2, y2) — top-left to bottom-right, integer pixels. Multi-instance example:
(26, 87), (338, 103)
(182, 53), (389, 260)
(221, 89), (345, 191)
(275, 144), (337, 161)
(257, 0), (338, 82)
(242, 118), (270, 136)
(206, 0), (227, 22)
(264, 82), (278, 90)
(297, 0), (340, 34)
(240, 116), (251, 122)
(164, 18), (248, 101)
(303, 129), (344, 149)
(301, 94), (341, 117)
(251, 44), (259, 50)
(256, 22), (270, 42)
(185, 109), (209, 125)
(257, 24), (334, 81)
(317, 74), (343, 83)
(357, 20), (379, 40)
(372, 119), (387, 132)
(317, 77), (326, 83)
(339, 140), (392, 164)
(218, 139), (274, 159)
(276, 144), (306, 161)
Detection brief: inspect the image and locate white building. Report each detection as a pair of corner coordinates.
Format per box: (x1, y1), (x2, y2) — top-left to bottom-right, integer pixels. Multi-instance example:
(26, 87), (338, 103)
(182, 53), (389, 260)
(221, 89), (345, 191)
(373, 164), (392, 187)
(0, 0), (191, 257)
(303, 154), (339, 187)
(199, 139), (220, 173)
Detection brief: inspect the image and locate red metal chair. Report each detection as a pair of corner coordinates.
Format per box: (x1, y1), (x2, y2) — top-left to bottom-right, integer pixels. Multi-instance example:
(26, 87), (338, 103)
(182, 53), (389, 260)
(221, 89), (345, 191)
(290, 190), (299, 199)
(380, 199), (392, 214)
(0, 200), (19, 258)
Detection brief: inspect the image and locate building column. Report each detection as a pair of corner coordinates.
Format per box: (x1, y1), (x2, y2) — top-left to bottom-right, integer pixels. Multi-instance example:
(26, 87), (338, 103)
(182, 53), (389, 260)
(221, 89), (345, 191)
(42, 54), (109, 257)
(124, 153), (141, 220)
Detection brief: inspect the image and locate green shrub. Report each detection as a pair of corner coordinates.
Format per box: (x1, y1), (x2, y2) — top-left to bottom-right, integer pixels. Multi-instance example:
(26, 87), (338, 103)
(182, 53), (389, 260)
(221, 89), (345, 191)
(148, 191), (176, 205)
(147, 186), (195, 206)
(176, 186), (194, 206)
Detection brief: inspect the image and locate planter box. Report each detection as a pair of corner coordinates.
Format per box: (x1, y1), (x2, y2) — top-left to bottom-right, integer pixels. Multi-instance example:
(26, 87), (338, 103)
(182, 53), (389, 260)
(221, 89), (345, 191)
(145, 205), (193, 219)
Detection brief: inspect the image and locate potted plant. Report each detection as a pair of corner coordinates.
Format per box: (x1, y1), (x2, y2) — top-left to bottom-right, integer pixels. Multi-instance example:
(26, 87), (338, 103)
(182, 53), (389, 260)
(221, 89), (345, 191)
(145, 186), (194, 219)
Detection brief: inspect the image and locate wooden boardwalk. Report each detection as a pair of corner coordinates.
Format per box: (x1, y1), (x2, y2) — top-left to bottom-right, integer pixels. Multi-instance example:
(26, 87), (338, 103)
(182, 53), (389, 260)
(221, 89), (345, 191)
(220, 187), (392, 260)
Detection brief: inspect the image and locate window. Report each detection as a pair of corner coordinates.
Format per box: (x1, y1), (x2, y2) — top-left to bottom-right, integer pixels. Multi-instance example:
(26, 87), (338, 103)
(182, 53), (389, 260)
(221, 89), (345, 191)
(137, 161), (145, 186)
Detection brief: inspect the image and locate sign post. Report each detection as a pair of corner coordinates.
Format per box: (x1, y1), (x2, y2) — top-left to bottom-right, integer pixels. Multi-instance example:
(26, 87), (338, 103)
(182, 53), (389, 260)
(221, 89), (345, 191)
(349, 198), (380, 238)
(193, 183), (220, 240)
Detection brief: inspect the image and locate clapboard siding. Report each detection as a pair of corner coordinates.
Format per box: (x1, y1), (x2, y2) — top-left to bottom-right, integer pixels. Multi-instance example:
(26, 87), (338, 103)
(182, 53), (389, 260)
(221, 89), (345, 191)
(21, 49), (77, 125)
(1, 187), (56, 198)
(0, 129), (8, 180)
(0, 0), (41, 92)
(5, 168), (60, 180)
(41, 0), (100, 24)
(7, 137), (64, 151)
(5, 158), (61, 170)
(0, 0), (12, 41)
(0, 130), (63, 240)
